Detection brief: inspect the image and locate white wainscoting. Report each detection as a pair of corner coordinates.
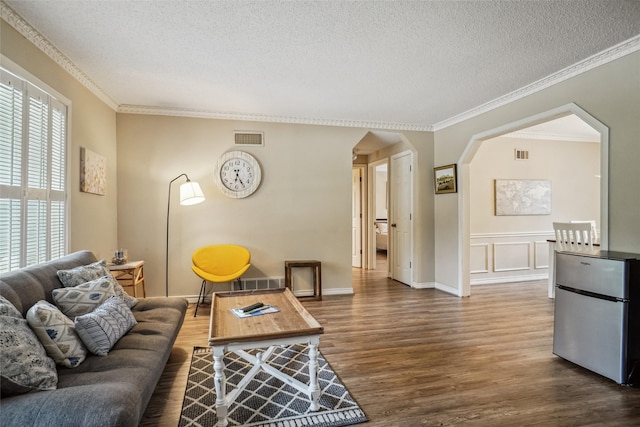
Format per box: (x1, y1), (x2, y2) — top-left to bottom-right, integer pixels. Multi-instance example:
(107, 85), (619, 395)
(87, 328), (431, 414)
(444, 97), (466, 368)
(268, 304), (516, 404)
(470, 232), (555, 285)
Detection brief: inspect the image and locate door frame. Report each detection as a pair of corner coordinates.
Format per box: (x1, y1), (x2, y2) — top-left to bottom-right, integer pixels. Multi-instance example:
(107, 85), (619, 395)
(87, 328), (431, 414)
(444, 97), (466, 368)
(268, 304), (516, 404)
(352, 165), (366, 268)
(367, 158), (389, 271)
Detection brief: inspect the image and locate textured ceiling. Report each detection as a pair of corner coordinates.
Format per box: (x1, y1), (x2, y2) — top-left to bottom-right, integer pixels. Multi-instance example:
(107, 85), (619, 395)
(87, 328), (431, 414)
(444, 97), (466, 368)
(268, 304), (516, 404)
(3, 0), (640, 131)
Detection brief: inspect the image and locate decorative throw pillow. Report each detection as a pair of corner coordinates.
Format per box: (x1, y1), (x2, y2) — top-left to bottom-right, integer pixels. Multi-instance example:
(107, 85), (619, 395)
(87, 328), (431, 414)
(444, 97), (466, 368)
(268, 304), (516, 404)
(57, 259), (111, 287)
(52, 276), (116, 317)
(74, 297), (137, 356)
(0, 295), (22, 318)
(57, 260), (138, 309)
(0, 315), (58, 396)
(104, 275), (138, 309)
(27, 301), (87, 368)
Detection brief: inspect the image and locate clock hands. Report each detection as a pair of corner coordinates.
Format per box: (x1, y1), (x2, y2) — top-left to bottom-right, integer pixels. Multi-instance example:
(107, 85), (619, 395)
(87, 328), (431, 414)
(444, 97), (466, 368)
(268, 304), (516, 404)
(233, 168), (244, 186)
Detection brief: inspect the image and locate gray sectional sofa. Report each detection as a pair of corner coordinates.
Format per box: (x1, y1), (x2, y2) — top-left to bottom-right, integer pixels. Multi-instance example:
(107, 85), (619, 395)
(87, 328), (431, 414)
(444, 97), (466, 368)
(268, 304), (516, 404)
(0, 250), (188, 426)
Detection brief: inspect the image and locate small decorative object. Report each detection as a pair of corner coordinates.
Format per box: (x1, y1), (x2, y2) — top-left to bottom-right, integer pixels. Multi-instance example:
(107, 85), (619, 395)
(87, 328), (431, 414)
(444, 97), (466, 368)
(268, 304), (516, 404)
(214, 150), (262, 198)
(434, 164), (457, 194)
(494, 179), (551, 215)
(80, 147), (106, 195)
(112, 249), (127, 265)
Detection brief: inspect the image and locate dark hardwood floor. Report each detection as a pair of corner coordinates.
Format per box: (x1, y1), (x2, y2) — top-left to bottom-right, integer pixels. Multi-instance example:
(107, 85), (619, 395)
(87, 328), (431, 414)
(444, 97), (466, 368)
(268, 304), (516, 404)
(140, 254), (640, 426)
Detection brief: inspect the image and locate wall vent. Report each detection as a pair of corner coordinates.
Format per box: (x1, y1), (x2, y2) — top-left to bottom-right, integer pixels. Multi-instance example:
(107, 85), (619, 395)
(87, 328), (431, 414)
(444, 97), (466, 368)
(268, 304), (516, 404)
(234, 131), (264, 146)
(240, 277), (284, 290)
(515, 149), (529, 160)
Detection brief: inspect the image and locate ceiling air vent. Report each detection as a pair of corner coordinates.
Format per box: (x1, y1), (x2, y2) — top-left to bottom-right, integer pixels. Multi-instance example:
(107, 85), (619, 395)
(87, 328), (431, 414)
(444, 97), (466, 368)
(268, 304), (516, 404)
(234, 131), (264, 146)
(515, 149), (529, 160)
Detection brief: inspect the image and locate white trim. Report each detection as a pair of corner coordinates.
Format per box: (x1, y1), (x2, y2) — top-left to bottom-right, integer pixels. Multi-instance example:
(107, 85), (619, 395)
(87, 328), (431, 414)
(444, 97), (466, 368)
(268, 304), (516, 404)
(367, 158), (388, 271)
(459, 103), (609, 298)
(471, 274), (547, 286)
(435, 282), (461, 296)
(118, 104), (431, 131)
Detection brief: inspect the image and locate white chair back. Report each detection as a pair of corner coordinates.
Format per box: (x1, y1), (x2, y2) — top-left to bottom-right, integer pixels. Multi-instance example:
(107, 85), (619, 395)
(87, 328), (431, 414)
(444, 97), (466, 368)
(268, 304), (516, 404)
(570, 220), (598, 243)
(553, 221), (594, 252)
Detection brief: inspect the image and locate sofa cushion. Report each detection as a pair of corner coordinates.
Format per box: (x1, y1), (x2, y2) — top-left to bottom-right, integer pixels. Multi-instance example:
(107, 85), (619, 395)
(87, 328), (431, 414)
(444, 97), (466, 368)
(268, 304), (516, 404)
(74, 297), (137, 356)
(57, 260), (138, 309)
(0, 298), (58, 396)
(26, 300), (87, 368)
(52, 276), (117, 317)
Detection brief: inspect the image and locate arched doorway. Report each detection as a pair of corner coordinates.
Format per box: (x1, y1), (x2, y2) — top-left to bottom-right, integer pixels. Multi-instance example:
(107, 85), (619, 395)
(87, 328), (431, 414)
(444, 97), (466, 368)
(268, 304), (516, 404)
(458, 103), (609, 296)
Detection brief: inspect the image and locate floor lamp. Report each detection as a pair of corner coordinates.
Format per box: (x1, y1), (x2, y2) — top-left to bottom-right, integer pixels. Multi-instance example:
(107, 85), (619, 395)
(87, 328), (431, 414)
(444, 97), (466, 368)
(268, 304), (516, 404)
(166, 173), (205, 297)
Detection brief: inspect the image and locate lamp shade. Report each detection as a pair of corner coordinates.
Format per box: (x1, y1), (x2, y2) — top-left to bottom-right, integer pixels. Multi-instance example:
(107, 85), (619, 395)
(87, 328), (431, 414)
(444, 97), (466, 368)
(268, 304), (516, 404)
(179, 181), (205, 205)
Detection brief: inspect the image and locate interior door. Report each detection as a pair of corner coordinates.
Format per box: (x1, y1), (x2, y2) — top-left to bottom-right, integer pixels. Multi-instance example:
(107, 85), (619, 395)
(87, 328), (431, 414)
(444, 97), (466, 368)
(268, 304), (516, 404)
(390, 152), (413, 285)
(352, 168), (362, 268)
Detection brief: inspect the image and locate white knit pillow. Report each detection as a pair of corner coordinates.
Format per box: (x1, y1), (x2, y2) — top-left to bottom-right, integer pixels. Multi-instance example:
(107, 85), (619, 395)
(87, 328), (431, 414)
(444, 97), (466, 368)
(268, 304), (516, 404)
(74, 297), (137, 356)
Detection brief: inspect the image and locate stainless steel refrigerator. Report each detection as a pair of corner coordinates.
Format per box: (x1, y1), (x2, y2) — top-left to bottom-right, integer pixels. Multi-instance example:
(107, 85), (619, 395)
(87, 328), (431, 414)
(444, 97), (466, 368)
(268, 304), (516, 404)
(553, 250), (640, 385)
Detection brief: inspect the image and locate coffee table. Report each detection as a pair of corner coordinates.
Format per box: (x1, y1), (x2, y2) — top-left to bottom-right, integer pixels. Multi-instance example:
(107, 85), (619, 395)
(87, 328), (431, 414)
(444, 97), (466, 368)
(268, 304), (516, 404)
(208, 288), (324, 427)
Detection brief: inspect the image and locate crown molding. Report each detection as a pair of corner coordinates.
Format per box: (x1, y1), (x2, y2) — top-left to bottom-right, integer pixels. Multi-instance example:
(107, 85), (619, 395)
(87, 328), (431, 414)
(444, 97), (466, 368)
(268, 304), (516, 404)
(501, 130), (600, 143)
(432, 35), (640, 132)
(117, 104), (433, 131)
(0, 1), (119, 110)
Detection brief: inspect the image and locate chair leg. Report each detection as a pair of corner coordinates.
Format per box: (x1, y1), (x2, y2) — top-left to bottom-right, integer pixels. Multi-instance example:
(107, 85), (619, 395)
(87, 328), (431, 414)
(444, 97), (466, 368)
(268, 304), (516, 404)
(235, 278), (242, 291)
(195, 279), (207, 317)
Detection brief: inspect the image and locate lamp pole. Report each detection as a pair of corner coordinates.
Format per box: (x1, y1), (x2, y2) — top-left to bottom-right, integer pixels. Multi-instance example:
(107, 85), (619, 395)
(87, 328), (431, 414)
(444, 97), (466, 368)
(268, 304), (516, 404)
(166, 174), (204, 297)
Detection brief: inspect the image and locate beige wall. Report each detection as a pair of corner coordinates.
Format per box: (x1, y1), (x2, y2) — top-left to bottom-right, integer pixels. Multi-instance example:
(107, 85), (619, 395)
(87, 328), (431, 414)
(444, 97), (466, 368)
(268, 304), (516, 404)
(435, 51), (640, 295)
(470, 136), (600, 234)
(116, 115), (435, 297)
(1, 21), (118, 259)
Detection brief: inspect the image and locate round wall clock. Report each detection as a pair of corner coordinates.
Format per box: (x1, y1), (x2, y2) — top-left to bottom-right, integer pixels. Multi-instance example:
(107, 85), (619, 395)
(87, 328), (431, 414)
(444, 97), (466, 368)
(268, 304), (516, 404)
(214, 150), (262, 198)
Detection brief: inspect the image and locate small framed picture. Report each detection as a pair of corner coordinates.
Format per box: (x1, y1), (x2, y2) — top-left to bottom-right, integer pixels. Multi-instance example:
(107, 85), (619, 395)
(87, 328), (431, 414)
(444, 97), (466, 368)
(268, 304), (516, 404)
(434, 164), (457, 194)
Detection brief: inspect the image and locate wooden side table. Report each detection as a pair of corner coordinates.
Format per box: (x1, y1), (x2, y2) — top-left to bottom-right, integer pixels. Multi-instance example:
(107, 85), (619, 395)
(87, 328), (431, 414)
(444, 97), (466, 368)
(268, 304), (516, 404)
(284, 260), (322, 301)
(107, 260), (146, 298)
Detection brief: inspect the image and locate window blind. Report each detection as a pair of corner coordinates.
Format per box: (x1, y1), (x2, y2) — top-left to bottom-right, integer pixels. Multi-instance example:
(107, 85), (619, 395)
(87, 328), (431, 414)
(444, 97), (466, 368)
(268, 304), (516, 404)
(0, 67), (67, 273)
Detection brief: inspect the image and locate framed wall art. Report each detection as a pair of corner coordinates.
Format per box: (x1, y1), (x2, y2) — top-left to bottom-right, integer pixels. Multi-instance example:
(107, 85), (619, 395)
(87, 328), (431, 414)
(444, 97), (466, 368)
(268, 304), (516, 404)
(80, 147), (106, 196)
(494, 179), (551, 215)
(434, 164), (457, 194)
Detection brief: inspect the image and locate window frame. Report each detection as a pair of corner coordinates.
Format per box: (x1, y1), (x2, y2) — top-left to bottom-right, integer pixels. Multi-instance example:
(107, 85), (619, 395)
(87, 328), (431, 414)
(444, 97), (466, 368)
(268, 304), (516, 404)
(0, 57), (71, 273)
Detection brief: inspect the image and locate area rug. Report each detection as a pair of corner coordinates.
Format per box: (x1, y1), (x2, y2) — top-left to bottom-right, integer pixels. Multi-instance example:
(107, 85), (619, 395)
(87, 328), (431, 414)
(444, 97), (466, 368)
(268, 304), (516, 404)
(179, 344), (368, 427)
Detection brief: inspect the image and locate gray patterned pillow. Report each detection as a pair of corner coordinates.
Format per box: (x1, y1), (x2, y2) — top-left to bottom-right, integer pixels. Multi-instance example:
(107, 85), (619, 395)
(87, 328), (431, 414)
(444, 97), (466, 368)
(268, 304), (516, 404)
(52, 276), (116, 317)
(57, 260), (138, 309)
(57, 259), (111, 287)
(106, 275), (139, 309)
(0, 315), (58, 395)
(27, 300), (87, 368)
(74, 297), (137, 356)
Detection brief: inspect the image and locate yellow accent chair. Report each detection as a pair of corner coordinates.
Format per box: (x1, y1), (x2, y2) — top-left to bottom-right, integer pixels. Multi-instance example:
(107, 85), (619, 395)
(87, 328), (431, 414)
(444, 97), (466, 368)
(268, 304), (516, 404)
(192, 244), (251, 316)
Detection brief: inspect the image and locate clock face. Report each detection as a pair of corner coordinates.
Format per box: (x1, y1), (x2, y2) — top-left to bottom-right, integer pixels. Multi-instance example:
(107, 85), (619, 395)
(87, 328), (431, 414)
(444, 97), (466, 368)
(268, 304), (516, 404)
(220, 158), (254, 191)
(214, 151), (262, 198)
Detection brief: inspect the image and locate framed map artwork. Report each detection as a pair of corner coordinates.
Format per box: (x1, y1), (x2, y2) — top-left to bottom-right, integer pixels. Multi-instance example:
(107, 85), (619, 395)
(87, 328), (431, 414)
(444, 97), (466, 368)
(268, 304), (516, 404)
(494, 179), (551, 215)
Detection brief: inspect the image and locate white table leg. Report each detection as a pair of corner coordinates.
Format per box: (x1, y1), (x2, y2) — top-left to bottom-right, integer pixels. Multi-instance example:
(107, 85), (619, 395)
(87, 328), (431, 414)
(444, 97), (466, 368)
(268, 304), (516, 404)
(213, 346), (228, 427)
(548, 244), (556, 299)
(308, 339), (320, 411)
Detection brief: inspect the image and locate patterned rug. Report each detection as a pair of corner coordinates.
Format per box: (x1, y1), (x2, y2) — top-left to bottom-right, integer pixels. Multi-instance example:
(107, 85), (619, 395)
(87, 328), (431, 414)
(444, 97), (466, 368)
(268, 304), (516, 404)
(179, 344), (368, 427)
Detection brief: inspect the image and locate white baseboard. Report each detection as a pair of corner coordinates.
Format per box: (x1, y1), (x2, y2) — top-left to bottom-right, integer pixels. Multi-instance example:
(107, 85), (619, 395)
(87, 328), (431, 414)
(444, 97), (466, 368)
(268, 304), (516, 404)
(471, 273), (548, 285)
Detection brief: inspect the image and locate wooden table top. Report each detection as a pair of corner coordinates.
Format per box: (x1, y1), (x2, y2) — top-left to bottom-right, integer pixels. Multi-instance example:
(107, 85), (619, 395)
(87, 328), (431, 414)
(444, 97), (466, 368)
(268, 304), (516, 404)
(208, 288), (323, 346)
